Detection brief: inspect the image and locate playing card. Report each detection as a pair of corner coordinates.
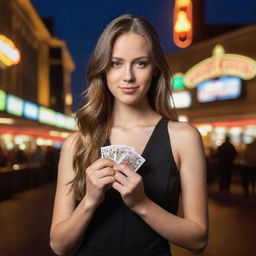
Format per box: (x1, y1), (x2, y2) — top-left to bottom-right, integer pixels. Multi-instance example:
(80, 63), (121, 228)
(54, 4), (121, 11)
(101, 145), (134, 162)
(101, 146), (116, 161)
(108, 146), (117, 161)
(115, 145), (134, 162)
(116, 151), (134, 165)
(100, 144), (145, 172)
(129, 152), (146, 172)
(101, 146), (110, 158)
(116, 150), (145, 172)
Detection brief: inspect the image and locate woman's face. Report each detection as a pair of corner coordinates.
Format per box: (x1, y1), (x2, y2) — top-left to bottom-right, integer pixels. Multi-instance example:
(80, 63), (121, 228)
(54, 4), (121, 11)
(106, 32), (154, 105)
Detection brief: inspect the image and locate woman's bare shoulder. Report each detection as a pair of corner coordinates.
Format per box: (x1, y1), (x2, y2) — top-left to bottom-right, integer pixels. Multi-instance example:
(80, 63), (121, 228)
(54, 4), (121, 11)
(58, 132), (80, 177)
(167, 121), (201, 139)
(62, 132), (80, 150)
(167, 121), (205, 173)
(167, 121), (202, 154)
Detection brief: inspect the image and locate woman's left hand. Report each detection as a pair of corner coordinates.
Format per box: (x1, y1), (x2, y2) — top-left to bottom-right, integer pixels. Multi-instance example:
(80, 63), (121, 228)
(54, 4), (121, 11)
(112, 163), (148, 210)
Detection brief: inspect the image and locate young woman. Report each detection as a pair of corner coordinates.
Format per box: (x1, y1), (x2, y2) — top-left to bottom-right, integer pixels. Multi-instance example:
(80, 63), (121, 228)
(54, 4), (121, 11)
(50, 14), (208, 256)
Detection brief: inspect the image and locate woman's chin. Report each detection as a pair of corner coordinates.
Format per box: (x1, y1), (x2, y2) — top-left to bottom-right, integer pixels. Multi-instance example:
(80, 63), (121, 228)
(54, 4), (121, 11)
(114, 93), (148, 106)
(115, 97), (142, 106)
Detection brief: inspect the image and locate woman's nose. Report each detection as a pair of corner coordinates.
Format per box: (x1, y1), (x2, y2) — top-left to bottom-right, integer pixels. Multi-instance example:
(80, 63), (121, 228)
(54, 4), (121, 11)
(123, 65), (135, 83)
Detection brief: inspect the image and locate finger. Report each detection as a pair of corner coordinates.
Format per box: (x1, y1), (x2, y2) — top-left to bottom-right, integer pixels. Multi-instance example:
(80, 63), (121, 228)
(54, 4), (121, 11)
(95, 167), (114, 178)
(114, 171), (131, 186)
(88, 174), (114, 189)
(87, 167), (113, 184)
(112, 181), (125, 194)
(90, 158), (115, 171)
(113, 164), (137, 179)
(99, 176), (115, 187)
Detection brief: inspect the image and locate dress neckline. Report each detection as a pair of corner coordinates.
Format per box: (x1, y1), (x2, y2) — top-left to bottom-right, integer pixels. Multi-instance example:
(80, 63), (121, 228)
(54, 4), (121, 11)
(106, 116), (164, 157)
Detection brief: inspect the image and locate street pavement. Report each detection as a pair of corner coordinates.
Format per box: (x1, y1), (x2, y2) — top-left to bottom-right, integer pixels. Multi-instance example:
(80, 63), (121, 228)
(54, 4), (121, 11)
(172, 183), (256, 256)
(0, 181), (255, 256)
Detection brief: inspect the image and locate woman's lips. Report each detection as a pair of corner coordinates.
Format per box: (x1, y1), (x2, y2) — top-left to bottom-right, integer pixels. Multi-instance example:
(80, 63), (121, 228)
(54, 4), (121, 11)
(119, 86), (139, 94)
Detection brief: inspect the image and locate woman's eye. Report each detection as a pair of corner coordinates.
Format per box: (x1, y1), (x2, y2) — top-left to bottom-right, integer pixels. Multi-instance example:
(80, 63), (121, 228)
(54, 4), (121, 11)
(135, 61), (148, 67)
(111, 61), (121, 67)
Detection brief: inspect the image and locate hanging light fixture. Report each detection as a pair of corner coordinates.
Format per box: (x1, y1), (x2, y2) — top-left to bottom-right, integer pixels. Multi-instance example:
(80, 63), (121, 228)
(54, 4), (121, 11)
(173, 0), (193, 48)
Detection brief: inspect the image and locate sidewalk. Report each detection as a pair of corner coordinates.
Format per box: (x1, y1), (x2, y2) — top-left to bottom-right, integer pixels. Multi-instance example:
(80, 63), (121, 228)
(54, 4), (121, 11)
(0, 182), (56, 256)
(172, 182), (256, 256)
(0, 181), (255, 256)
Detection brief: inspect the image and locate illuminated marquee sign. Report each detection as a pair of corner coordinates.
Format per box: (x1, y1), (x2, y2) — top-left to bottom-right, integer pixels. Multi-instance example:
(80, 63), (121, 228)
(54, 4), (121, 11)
(55, 113), (66, 128)
(172, 91), (192, 108)
(173, 0), (193, 48)
(172, 73), (185, 90)
(6, 94), (23, 116)
(184, 45), (256, 88)
(197, 76), (242, 103)
(1, 89), (77, 131)
(39, 107), (56, 126)
(0, 90), (6, 111)
(24, 101), (39, 120)
(38, 106), (77, 130)
(0, 34), (21, 67)
(64, 116), (76, 130)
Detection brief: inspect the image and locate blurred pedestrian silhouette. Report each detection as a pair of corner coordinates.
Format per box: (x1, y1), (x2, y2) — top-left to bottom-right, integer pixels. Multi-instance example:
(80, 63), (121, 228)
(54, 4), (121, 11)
(0, 147), (7, 167)
(12, 147), (28, 165)
(44, 146), (59, 180)
(216, 136), (237, 192)
(240, 139), (256, 197)
(30, 145), (43, 166)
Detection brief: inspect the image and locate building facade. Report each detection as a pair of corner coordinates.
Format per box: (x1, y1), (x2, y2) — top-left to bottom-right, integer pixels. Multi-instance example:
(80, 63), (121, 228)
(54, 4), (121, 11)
(167, 25), (256, 152)
(0, 0), (76, 167)
(0, 0), (75, 112)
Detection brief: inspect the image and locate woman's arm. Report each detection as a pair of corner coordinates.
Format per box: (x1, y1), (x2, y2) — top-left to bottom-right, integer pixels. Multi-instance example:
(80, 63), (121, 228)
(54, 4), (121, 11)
(49, 133), (115, 255)
(135, 123), (208, 253)
(49, 133), (97, 255)
(113, 122), (208, 253)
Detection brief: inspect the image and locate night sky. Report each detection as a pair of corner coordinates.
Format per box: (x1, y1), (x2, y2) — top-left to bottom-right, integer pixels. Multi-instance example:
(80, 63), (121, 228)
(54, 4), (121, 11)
(30, 0), (256, 111)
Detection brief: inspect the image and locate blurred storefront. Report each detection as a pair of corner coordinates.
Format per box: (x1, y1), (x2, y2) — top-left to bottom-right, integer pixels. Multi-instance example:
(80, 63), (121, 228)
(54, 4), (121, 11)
(0, 88), (76, 161)
(0, 0), (76, 197)
(167, 24), (256, 154)
(0, 0), (76, 152)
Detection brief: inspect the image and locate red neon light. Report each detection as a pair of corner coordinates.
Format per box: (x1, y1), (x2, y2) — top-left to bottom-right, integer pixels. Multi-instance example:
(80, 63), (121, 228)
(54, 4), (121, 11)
(195, 119), (256, 128)
(0, 127), (66, 142)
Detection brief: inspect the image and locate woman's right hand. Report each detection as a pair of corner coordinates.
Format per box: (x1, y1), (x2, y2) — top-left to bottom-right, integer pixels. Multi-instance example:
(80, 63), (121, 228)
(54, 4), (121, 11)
(84, 158), (115, 207)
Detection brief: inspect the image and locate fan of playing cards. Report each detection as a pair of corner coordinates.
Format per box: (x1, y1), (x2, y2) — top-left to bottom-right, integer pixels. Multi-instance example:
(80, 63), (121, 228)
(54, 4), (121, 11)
(101, 145), (146, 172)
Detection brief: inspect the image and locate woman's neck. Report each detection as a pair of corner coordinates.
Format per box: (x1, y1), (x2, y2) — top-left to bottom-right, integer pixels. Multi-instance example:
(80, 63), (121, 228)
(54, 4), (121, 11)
(112, 100), (160, 127)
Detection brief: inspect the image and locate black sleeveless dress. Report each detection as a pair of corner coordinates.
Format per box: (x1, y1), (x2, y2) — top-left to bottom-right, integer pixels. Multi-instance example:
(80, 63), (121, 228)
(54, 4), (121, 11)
(76, 117), (180, 256)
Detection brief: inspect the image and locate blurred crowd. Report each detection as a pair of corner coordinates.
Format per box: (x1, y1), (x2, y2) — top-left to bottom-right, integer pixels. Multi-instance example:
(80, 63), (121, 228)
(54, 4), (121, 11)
(0, 145), (60, 175)
(207, 137), (256, 198)
(1, 138), (256, 198)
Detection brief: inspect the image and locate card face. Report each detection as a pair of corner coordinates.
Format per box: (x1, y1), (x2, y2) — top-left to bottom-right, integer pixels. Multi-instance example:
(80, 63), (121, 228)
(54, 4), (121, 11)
(129, 151), (146, 172)
(101, 146), (112, 159)
(100, 145), (145, 172)
(116, 151), (134, 165)
(108, 146), (117, 161)
(115, 145), (134, 162)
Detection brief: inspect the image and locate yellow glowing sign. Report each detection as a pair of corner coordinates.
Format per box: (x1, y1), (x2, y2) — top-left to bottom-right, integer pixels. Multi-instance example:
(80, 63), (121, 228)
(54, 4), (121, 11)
(173, 0), (193, 48)
(65, 93), (73, 106)
(176, 0), (191, 7)
(0, 34), (21, 67)
(174, 11), (192, 33)
(184, 45), (256, 88)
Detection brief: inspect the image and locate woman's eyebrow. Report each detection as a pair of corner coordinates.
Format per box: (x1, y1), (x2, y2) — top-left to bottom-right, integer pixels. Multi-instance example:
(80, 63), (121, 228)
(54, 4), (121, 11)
(111, 56), (150, 60)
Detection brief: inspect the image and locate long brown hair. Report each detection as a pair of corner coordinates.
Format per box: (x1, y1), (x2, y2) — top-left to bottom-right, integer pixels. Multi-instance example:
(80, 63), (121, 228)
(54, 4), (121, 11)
(71, 14), (177, 200)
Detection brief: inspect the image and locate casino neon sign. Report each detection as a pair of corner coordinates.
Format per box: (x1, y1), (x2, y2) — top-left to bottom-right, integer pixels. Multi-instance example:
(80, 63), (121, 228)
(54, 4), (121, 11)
(173, 0), (193, 48)
(0, 34), (21, 67)
(184, 45), (256, 88)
